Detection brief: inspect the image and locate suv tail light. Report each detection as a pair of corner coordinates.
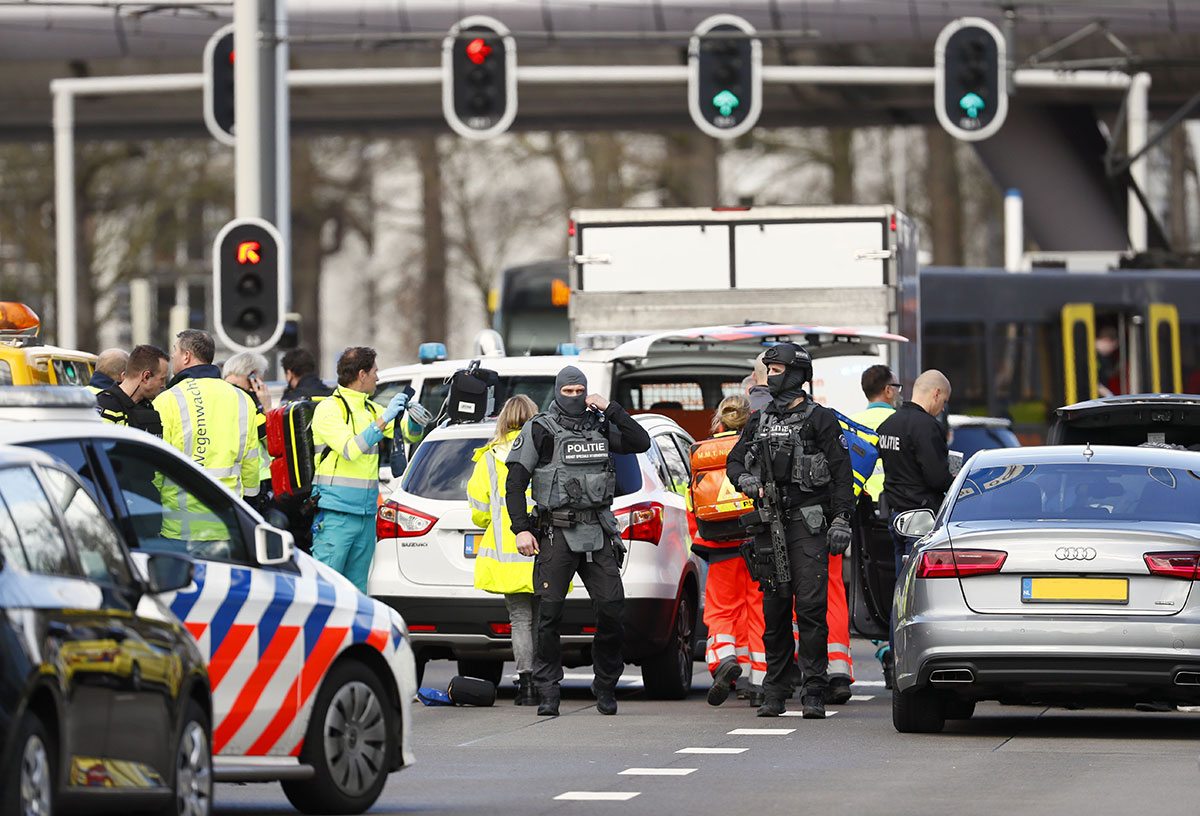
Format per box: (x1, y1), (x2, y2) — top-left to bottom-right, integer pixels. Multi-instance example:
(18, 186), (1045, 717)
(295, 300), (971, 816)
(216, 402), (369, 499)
(1144, 553), (1200, 579)
(917, 549), (1007, 578)
(618, 501), (664, 545)
(377, 500), (437, 539)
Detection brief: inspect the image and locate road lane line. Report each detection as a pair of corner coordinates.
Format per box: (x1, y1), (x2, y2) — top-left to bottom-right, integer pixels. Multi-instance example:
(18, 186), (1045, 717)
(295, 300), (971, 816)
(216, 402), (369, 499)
(851, 695), (875, 701)
(620, 768), (697, 776)
(727, 728), (795, 735)
(853, 680), (886, 687)
(677, 747), (749, 754)
(555, 792), (640, 801)
(780, 710), (839, 717)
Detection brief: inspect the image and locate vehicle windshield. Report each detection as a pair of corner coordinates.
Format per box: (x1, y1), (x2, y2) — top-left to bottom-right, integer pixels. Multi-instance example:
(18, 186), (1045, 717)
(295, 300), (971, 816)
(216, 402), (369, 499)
(950, 462), (1200, 524)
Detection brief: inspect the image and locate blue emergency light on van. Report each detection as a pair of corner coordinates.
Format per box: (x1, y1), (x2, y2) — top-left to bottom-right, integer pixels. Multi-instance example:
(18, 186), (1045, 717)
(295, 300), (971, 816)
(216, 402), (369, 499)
(556, 343), (580, 356)
(419, 342), (447, 364)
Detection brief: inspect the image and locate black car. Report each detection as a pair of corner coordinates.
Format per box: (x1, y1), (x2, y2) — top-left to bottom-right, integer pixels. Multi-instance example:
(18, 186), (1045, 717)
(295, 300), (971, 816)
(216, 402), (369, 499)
(0, 445), (211, 816)
(1049, 393), (1200, 448)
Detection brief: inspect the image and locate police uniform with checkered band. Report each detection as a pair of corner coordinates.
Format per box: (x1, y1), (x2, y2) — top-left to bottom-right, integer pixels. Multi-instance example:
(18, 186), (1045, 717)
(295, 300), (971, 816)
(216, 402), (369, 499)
(505, 365), (650, 714)
(725, 343), (855, 717)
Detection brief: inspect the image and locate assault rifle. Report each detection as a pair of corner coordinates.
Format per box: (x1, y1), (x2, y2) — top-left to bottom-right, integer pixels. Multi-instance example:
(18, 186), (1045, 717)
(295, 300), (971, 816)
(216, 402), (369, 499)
(740, 437), (791, 598)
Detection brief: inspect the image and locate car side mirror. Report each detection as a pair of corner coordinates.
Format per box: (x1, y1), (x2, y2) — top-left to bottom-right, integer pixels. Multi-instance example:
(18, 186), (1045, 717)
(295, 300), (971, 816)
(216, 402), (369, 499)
(145, 552), (195, 594)
(255, 523), (295, 566)
(893, 508), (935, 539)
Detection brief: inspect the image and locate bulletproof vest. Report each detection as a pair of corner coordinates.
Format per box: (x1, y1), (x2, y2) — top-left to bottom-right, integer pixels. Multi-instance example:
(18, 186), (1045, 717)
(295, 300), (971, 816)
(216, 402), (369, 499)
(750, 402), (831, 493)
(530, 411), (617, 553)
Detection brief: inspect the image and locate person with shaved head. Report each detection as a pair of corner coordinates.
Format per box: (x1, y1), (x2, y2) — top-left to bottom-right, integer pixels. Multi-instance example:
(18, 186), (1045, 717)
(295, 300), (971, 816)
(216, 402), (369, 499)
(875, 369), (955, 679)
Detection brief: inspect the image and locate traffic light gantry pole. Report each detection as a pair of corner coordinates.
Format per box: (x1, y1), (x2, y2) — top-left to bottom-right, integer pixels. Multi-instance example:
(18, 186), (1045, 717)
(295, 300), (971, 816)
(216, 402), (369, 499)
(50, 53), (1150, 350)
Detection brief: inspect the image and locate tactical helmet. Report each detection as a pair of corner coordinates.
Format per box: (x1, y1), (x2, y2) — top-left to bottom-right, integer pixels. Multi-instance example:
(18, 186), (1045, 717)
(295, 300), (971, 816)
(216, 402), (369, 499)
(761, 342), (813, 385)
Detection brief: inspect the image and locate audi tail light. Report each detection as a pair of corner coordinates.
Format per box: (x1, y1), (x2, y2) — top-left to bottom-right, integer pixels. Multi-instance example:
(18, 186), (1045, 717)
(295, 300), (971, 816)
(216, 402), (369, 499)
(377, 500), (437, 539)
(917, 549), (1007, 578)
(1144, 553), (1200, 580)
(618, 501), (664, 545)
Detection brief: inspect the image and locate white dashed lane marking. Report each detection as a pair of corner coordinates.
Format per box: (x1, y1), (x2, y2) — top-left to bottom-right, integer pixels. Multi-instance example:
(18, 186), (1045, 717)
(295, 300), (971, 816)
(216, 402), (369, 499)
(851, 695), (875, 701)
(677, 747), (748, 754)
(620, 768), (697, 776)
(853, 680), (886, 687)
(727, 728), (795, 735)
(780, 710), (839, 717)
(555, 792), (641, 801)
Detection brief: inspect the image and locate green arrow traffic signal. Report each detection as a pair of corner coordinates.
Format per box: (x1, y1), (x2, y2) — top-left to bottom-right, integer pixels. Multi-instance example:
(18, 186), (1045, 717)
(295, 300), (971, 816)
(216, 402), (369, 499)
(712, 89), (740, 116)
(959, 92), (985, 118)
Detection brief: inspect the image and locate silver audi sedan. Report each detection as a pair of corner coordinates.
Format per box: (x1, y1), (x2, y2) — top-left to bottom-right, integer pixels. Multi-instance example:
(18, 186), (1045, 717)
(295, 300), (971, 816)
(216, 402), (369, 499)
(891, 444), (1200, 733)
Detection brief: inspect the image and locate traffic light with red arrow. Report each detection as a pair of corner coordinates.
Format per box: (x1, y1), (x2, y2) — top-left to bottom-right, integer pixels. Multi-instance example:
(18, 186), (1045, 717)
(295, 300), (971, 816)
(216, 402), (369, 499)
(214, 218), (286, 353)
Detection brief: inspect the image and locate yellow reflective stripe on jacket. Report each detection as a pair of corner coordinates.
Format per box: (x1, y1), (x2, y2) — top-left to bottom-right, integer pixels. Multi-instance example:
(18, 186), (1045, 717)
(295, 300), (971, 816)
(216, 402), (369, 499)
(153, 376), (260, 499)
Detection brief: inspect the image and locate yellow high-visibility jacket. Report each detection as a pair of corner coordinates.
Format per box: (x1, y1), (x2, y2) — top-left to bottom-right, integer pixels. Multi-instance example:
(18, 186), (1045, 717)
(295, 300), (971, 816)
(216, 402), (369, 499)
(468, 431), (535, 595)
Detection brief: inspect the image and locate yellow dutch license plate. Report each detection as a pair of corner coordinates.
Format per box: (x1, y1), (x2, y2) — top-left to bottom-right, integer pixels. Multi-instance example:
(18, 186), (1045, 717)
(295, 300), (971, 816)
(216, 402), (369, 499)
(1021, 576), (1128, 604)
(464, 534), (482, 559)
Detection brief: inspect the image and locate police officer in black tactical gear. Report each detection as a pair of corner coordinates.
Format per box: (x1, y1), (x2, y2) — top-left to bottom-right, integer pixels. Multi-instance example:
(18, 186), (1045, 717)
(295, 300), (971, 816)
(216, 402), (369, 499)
(726, 343), (855, 719)
(505, 365), (651, 717)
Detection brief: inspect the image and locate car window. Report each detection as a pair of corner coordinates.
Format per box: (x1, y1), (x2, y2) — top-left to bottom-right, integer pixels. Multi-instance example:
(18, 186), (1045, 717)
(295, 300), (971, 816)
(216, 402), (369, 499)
(0, 466), (75, 576)
(641, 440), (672, 489)
(52, 358), (91, 386)
(0, 361), (11, 386)
(39, 467), (135, 587)
(0, 489), (29, 569)
(97, 439), (250, 565)
(374, 379), (412, 408)
(948, 426), (1021, 461)
(22, 440), (112, 516)
(951, 462), (1200, 524)
(402, 437), (481, 501)
(655, 436), (690, 494)
(669, 434), (694, 476)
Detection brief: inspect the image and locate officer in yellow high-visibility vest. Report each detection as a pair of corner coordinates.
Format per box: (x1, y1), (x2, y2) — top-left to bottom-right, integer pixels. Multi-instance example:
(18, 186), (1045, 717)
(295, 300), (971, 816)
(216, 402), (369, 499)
(311, 346), (410, 593)
(153, 330), (261, 551)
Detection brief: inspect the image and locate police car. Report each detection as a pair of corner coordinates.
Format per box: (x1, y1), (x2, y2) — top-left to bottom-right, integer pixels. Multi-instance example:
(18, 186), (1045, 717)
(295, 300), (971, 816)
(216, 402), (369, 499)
(0, 389), (416, 816)
(370, 413), (703, 699)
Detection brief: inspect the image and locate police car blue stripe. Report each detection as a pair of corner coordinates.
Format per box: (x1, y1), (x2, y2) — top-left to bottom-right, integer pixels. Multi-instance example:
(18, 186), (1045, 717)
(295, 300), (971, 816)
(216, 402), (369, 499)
(351, 591), (374, 645)
(209, 567), (253, 652)
(169, 562), (207, 622)
(302, 573), (337, 659)
(256, 571), (297, 658)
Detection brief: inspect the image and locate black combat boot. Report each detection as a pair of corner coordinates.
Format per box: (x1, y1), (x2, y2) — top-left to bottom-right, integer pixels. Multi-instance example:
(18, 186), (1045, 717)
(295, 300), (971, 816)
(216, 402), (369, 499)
(756, 696), (786, 717)
(591, 681), (617, 715)
(537, 687), (560, 717)
(745, 685), (765, 707)
(514, 673), (537, 706)
(707, 659), (742, 707)
(802, 692), (826, 719)
(826, 677), (853, 705)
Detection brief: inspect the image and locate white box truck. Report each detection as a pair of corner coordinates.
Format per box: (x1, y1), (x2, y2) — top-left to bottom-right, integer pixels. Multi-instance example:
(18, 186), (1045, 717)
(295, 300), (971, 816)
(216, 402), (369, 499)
(567, 205), (921, 414)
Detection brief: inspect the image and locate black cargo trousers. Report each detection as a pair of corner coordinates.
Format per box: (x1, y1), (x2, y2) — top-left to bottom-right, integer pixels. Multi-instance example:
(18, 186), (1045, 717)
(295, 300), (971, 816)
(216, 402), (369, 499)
(532, 526), (626, 697)
(760, 514), (831, 701)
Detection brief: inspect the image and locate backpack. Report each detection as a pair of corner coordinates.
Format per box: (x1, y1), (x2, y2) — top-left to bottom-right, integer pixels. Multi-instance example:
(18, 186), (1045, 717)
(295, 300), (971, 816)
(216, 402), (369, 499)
(445, 360), (504, 423)
(688, 432), (755, 542)
(832, 409), (880, 502)
(265, 400), (318, 500)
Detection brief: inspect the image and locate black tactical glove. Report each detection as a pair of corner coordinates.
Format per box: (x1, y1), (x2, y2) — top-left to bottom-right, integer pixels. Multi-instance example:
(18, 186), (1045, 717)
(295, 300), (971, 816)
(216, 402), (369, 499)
(737, 474), (763, 497)
(827, 516), (852, 555)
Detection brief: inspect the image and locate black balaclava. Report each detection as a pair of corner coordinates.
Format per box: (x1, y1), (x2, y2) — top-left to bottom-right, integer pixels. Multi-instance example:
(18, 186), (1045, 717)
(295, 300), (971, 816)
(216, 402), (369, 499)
(554, 365), (588, 417)
(762, 342), (811, 412)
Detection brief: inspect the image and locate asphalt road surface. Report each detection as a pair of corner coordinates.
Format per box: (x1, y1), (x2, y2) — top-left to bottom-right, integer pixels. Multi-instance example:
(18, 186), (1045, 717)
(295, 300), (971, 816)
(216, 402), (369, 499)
(215, 637), (1198, 816)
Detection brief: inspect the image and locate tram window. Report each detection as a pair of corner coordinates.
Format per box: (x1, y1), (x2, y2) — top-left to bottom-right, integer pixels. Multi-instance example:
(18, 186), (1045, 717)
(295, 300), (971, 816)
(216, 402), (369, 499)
(923, 322), (987, 415)
(1181, 323), (1200, 394)
(991, 322), (1054, 426)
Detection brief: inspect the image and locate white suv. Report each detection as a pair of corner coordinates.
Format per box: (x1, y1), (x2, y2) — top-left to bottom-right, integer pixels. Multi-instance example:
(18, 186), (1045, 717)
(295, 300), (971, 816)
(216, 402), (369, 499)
(369, 413), (703, 699)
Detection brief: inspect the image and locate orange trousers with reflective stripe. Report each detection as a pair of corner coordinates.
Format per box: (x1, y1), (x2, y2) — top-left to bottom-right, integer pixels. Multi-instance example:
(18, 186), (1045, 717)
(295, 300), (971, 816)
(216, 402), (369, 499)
(703, 555), (766, 688)
(792, 553), (853, 682)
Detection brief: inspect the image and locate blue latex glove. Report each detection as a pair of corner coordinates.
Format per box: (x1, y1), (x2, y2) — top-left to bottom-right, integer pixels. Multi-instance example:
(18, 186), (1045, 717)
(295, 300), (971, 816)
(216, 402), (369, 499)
(382, 391), (409, 423)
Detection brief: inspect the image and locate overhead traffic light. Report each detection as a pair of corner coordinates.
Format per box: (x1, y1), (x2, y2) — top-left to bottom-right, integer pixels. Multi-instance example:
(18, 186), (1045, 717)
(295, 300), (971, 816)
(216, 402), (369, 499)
(689, 14), (762, 139)
(935, 17), (1008, 142)
(213, 218), (286, 353)
(443, 16), (517, 140)
(203, 24), (236, 146)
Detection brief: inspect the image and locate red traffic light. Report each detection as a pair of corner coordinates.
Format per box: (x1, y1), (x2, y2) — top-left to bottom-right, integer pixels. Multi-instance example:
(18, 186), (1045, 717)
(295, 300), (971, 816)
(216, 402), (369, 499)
(466, 37), (492, 65)
(237, 241), (261, 264)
